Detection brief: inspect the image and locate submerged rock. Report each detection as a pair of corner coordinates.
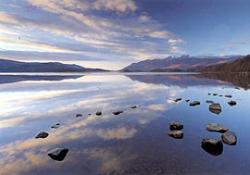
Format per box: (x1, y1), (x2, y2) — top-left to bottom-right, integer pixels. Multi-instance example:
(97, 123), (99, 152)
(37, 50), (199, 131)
(189, 101), (200, 106)
(168, 130), (183, 139)
(88, 113), (92, 116)
(225, 95), (232, 98)
(113, 111), (123, 115)
(209, 103), (222, 114)
(169, 121), (183, 130)
(185, 99), (190, 102)
(96, 111), (102, 116)
(35, 131), (49, 139)
(219, 95), (223, 97)
(201, 138), (223, 156)
(228, 100), (237, 106)
(235, 87), (240, 90)
(222, 131), (237, 145)
(208, 93), (211, 95)
(48, 148), (69, 161)
(174, 98), (182, 102)
(51, 123), (60, 129)
(213, 93), (218, 96)
(206, 100), (214, 104)
(206, 123), (228, 133)
(76, 114), (83, 117)
(131, 106), (137, 109)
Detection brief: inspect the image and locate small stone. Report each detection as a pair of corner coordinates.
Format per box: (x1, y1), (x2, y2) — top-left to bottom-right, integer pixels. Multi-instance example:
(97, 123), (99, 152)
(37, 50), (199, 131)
(51, 123), (60, 129)
(213, 93), (218, 96)
(209, 103), (222, 114)
(96, 111), (102, 116)
(113, 111), (123, 115)
(168, 130), (183, 139)
(201, 138), (223, 156)
(185, 99), (190, 102)
(206, 123), (228, 133)
(169, 121), (183, 130)
(76, 114), (83, 117)
(235, 87), (240, 90)
(206, 100), (214, 104)
(88, 113), (92, 116)
(222, 131), (237, 145)
(35, 131), (49, 139)
(189, 101), (200, 106)
(131, 106), (137, 109)
(48, 148), (69, 161)
(228, 100), (237, 106)
(219, 95), (223, 97)
(225, 95), (232, 98)
(174, 98), (182, 102)
(208, 93), (211, 95)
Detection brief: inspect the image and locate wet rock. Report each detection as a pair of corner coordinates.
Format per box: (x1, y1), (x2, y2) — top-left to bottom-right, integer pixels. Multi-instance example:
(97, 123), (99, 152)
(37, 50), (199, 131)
(185, 99), (190, 102)
(88, 113), (92, 116)
(48, 148), (69, 161)
(206, 100), (214, 104)
(35, 131), (49, 139)
(51, 123), (60, 129)
(174, 98), (182, 102)
(206, 123), (228, 133)
(189, 101), (200, 106)
(209, 103), (222, 114)
(213, 93), (218, 96)
(219, 95), (223, 97)
(168, 130), (183, 139)
(225, 95), (232, 98)
(131, 106), (137, 109)
(235, 87), (240, 90)
(113, 111), (123, 115)
(222, 131), (237, 145)
(228, 100), (237, 106)
(96, 111), (102, 116)
(208, 93), (211, 95)
(76, 114), (83, 117)
(201, 138), (223, 156)
(169, 121), (183, 130)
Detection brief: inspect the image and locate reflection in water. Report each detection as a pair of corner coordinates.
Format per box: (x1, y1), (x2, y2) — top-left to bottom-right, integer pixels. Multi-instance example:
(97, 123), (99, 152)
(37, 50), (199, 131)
(1, 73), (250, 175)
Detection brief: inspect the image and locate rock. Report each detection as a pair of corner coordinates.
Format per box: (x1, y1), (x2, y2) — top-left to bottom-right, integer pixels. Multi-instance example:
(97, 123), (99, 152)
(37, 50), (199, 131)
(96, 111), (102, 116)
(51, 123), (60, 129)
(131, 106), (137, 109)
(219, 95), (223, 97)
(206, 100), (214, 104)
(174, 98), (182, 102)
(235, 87), (240, 90)
(228, 100), (237, 106)
(201, 138), (223, 156)
(76, 114), (83, 117)
(206, 123), (228, 133)
(208, 93), (211, 95)
(169, 121), (183, 130)
(222, 131), (237, 145)
(213, 93), (218, 96)
(48, 148), (69, 161)
(209, 103), (222, 114)
(88, 113), (92, 116)
(225, 95), (232, 98)
(168, 130), (183, 139)
(189, 101), (200, 106)
(35, 131), (49, 139)
(185, 99), (190, 102)
(113, 111), (123, 115)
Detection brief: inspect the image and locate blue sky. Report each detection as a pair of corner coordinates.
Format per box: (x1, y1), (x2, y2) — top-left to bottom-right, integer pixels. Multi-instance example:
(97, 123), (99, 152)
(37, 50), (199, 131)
(0, 0), (250, 70)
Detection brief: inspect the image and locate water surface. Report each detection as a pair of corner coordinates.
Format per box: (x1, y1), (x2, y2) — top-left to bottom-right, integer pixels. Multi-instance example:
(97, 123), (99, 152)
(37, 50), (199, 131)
(0, 73), (250, 175)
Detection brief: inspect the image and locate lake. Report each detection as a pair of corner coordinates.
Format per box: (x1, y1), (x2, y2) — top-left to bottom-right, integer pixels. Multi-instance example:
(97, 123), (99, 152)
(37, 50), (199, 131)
(0, 73), (250, 175)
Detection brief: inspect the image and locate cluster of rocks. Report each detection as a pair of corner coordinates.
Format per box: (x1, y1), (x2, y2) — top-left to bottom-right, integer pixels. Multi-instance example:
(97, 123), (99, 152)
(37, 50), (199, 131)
(168, 122), (184, 139)
(34, 105), (138, 161)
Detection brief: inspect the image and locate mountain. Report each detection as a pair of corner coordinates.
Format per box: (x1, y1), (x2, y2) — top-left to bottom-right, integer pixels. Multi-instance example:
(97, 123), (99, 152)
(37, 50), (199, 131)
(0, 59), (107, 72)
(201, 55), (250, 73)
(121, 55), (241, 72)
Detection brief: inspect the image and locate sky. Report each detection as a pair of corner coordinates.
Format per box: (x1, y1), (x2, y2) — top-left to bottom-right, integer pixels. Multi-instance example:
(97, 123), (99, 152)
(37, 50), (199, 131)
(0, 0), (250, 70)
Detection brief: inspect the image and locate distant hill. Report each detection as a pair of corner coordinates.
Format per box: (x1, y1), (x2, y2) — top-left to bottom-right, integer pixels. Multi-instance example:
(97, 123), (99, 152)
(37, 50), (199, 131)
(0, 59), (107, 72)
(121, 55), (241, 72)
(202, 55), (250, 73)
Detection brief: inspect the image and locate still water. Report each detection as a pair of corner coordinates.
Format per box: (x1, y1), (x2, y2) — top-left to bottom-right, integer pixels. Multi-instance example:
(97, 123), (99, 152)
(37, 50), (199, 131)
(0, 73), (250, 175)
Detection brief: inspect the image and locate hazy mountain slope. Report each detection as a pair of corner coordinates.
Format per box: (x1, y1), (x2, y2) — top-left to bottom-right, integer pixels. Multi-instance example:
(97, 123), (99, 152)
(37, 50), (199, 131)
(202, 55), (250, 73)
(122, 55), (240, 72)
(0, 59), (107, 72)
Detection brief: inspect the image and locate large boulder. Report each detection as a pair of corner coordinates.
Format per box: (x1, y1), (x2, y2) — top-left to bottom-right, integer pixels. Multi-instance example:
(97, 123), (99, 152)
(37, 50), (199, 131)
(209, 103), (222, 114)
(48, 148), (69, 161)
(222, 131), (237, 145)
(169, 121), (183, 130)
(168, 130), (183, 139)
(206, 123), (228, 133)
(201, 138), (223, 156)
